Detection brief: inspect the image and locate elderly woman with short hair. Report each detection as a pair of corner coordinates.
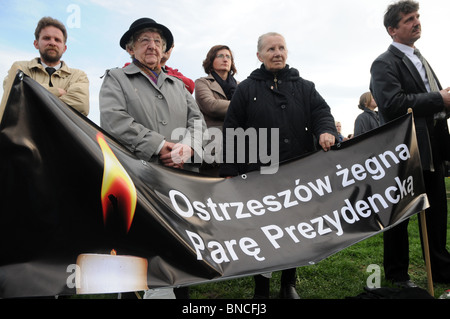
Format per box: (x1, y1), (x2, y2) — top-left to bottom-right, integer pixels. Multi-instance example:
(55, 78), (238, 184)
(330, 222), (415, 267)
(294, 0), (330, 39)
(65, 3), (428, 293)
(100, 18), (206, 171)
(221, 32), (338, 299)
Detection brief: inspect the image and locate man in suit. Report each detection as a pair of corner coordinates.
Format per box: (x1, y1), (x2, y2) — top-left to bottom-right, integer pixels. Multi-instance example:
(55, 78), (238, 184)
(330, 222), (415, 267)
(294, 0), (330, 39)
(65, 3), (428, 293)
(370, 0), (450, 287)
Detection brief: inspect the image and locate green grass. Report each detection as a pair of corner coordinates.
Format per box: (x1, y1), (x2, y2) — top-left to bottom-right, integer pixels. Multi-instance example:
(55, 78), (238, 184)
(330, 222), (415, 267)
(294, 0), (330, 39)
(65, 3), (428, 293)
(187, 179), (450, 299)
(75, 179), (450, 299)
(189, 212), (449, 299)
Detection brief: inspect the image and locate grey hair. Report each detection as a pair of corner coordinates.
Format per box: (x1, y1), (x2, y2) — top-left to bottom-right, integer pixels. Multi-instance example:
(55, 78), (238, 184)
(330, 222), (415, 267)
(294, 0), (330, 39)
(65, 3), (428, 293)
(125, 27), (167, 52)
(257, 32), (285, 53)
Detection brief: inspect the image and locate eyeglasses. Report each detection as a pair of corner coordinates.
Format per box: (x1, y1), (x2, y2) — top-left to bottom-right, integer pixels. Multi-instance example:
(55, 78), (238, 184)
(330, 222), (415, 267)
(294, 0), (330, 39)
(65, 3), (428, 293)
(216, 54), (231, 60)
(137, 37), (162, 47)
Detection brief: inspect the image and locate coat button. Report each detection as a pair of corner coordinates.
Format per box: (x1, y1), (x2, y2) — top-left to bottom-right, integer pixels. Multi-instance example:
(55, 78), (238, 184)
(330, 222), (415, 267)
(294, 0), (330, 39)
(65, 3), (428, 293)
(281, 104), (286, 109)
(161, 120), (168, 125)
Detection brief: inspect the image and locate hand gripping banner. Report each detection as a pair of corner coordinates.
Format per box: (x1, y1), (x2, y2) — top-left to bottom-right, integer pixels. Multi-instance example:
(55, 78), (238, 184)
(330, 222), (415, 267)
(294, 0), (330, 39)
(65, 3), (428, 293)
(0, 73), (428, 298)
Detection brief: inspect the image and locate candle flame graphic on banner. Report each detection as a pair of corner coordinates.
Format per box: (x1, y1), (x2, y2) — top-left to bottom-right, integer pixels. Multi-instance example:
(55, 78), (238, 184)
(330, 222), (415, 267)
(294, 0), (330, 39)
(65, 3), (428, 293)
(97, 133), (137, 233)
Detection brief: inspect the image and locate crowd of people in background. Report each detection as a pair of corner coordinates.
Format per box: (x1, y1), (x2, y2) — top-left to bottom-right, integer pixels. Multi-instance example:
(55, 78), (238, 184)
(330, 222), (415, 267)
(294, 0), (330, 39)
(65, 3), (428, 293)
(1, 0), (449, 299)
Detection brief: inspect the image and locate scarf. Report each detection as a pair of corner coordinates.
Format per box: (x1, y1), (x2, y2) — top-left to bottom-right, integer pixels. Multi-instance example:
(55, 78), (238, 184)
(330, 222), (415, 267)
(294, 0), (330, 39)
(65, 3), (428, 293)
(211, 71), (237, 100)
(133, 58), (161, 85)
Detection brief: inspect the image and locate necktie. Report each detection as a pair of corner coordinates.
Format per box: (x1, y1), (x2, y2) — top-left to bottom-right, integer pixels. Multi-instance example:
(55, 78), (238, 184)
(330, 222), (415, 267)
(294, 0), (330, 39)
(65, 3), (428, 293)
(414, 49), (439, 92)
(414, 49), (446, 120)
(46, 67), (56, 87)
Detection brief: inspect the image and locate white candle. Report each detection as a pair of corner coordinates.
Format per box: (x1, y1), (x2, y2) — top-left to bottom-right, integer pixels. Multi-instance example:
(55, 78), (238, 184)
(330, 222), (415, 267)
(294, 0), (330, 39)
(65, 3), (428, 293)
(76, 251), (148, 294)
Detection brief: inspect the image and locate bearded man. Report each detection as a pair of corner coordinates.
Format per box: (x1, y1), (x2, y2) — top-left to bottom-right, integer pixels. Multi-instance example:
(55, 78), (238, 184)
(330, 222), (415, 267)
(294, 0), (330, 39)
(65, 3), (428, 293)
(0, 16), (89, 121)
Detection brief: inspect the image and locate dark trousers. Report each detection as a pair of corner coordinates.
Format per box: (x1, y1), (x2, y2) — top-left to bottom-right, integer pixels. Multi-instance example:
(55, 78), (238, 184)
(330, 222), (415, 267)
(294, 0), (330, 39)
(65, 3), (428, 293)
(383, 162), (450, 283)
(254, 268), (297, 297)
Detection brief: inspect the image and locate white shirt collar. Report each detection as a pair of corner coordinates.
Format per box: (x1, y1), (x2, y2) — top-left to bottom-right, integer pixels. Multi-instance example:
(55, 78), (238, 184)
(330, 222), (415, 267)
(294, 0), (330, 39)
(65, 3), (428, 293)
(392, 41), (429, 91)
(40, 60), (62, 71)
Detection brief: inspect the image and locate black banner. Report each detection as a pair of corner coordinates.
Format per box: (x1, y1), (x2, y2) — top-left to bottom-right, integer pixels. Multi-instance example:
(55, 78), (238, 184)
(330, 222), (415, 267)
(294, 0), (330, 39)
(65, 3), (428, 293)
(0, 73), (428, 298)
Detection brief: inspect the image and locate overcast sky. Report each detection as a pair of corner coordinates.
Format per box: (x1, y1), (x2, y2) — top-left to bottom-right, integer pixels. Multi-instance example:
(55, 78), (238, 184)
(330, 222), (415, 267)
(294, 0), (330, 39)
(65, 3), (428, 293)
(0, 0), (449, 137)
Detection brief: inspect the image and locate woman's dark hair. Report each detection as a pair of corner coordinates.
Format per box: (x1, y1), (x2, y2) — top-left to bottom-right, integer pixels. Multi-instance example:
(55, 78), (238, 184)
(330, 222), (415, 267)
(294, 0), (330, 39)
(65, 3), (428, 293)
(202, 45), (237, 75)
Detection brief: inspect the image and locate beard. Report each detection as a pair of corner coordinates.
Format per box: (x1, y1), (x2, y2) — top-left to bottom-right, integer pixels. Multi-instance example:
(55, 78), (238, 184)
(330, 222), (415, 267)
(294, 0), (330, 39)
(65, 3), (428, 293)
(40, 47), (62, 64)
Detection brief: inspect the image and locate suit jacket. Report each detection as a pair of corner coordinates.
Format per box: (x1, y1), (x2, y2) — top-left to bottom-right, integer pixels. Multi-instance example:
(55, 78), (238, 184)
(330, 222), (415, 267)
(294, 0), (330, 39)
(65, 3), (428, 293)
(370, 44), (450, 170)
